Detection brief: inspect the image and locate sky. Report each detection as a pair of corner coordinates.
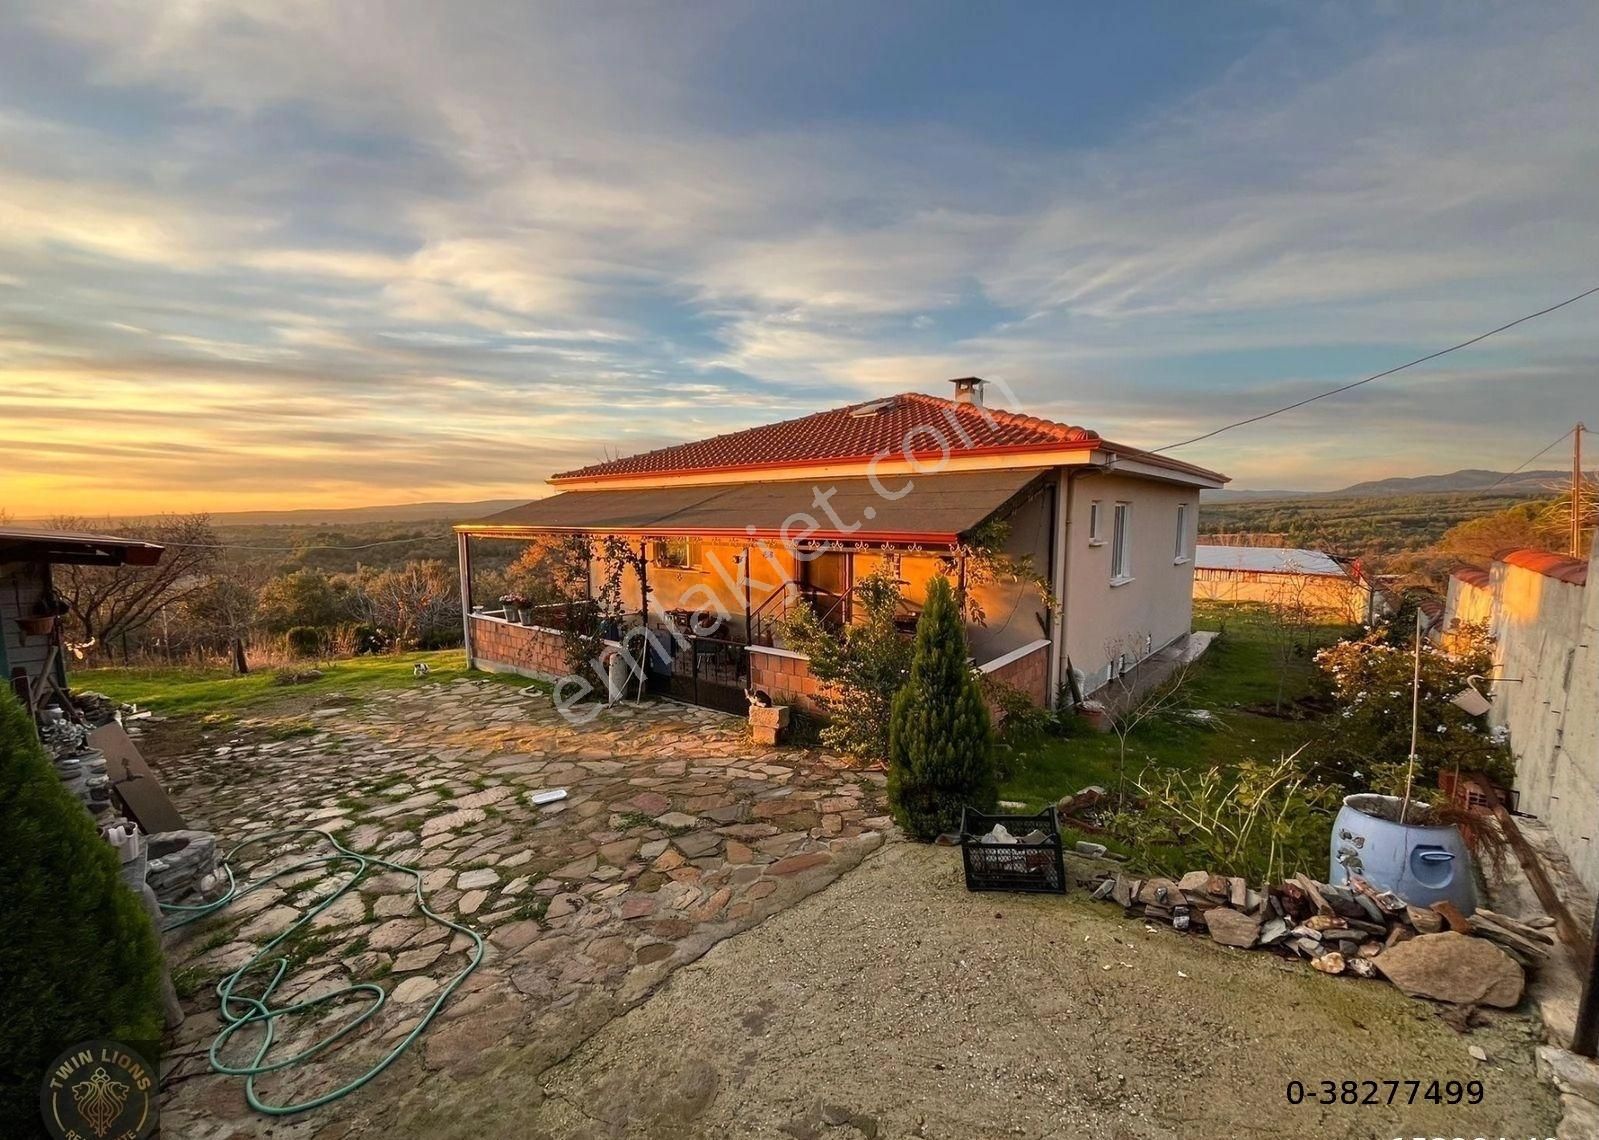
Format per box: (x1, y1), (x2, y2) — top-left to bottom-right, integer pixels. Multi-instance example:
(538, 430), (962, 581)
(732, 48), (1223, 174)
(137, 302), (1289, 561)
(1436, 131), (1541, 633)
(2, 1), (1597, 516)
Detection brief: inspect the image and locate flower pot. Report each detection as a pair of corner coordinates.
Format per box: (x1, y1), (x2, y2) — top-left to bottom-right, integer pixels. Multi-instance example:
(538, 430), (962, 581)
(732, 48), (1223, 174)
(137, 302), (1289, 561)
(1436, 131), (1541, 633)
(17, 614), (57, 636)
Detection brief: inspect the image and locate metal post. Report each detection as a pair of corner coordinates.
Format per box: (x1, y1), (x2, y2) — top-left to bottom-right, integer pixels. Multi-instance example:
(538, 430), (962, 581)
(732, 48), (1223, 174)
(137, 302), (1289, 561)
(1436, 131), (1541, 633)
(456, 531), (473, 667)
(1399, 608), (1422, 825)
(1573, 422), (1586, 558)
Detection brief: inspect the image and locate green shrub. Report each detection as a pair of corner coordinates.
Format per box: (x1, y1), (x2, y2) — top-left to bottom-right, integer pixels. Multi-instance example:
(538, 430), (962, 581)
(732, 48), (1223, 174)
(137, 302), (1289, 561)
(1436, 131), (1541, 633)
(0, 690), (163, 1132)
(887, 576), (996, 839)
(1104, 752), (1339, 884)
(285, 624), (323, 658)
(1315, 621), (1514, 788)
(776, 566), (913, 763)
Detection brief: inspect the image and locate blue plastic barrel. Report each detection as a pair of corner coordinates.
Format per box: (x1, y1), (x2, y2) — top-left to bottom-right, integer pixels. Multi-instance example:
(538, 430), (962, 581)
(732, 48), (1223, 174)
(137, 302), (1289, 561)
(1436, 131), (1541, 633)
(1329, 793), (1476, 912)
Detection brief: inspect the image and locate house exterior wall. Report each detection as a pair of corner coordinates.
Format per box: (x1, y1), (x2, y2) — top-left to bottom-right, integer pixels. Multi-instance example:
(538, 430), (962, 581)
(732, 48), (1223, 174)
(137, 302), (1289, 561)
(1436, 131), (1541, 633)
(1442, 548), (1599, 897)
(597, 540), (801, 641)
(1061, 471), (1197, 697)
(1192, 569), (1366, 622)
(968, 486), (1053, 664)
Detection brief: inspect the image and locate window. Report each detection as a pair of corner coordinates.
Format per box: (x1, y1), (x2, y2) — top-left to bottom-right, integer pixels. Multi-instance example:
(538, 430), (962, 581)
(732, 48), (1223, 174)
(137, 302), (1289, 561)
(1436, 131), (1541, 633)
(1110, 502), (1132, 582)
(1174, 503), (1189, 562)
(1088, 500), (1104, 545)
(652, 538), (701, 570)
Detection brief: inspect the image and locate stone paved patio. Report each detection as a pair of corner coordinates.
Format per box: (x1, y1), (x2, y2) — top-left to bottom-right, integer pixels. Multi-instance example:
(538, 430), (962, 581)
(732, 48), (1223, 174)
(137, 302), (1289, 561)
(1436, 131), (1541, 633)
(149, 678), (887, 1138)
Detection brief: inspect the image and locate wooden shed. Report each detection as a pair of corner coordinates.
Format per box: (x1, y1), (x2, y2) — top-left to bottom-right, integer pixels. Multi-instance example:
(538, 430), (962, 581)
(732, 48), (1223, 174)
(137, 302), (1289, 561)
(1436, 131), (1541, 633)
(1, 527), (164, 715)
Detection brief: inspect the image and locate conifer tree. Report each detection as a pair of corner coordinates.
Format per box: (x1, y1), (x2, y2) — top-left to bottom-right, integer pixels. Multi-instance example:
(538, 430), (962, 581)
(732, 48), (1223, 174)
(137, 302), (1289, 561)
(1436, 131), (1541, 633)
(0, 690), (163, 1131)
(887, 575), (997, 839)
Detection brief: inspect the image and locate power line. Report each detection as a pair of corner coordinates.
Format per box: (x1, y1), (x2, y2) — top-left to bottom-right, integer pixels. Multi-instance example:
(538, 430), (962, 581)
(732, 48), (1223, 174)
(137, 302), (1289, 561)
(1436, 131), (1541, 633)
(1480, 426), (1577, 493)
(1154, 284), (1599, 453)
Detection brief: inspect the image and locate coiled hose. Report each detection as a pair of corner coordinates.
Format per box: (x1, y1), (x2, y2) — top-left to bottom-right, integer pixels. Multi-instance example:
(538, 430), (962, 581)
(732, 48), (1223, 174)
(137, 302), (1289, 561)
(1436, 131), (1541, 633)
(162, 827), (485, 1115)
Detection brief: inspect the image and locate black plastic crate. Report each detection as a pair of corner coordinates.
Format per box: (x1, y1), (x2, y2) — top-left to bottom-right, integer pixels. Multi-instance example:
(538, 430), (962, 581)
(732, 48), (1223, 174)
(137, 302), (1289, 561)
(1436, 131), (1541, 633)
(959, 807), (1067, 894)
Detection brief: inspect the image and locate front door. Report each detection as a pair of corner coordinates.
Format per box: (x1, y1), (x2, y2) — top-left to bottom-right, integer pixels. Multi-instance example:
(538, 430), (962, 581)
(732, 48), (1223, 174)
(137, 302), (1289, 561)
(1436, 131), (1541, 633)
(800, 551), (852, 626)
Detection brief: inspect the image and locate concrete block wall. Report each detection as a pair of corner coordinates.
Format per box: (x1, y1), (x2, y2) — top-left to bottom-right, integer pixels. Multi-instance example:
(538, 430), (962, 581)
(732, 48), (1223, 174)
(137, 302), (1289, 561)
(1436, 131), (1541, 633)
(1443, 545), (1599, 898)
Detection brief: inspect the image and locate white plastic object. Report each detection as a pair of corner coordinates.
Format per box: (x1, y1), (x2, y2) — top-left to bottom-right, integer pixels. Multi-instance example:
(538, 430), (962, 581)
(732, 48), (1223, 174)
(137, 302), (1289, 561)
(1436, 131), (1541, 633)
(529, 788), (568, 806)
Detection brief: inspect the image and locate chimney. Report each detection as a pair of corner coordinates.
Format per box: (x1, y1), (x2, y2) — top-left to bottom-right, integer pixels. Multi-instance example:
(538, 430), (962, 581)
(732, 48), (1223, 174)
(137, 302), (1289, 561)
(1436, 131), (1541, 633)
(949, 376), (986, 406)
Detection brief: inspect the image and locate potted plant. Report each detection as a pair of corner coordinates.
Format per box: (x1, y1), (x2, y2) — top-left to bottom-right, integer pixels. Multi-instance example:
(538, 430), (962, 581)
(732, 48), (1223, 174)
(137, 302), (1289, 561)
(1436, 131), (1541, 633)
(18, 589), (68, 637)
(499, 593), (527, 623)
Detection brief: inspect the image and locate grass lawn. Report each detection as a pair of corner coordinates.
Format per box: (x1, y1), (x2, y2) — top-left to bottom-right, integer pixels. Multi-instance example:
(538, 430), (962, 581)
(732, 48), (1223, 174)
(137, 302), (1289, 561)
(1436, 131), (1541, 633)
(1000, 602), (1356, 812)
(76, 649), (537, 718)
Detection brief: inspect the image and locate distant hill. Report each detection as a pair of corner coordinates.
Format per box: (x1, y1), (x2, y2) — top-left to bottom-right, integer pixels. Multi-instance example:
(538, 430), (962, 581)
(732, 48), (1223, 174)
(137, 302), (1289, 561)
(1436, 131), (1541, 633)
(16, 499), (531, 527)
(1204, 468), (1565, 503)
(205, 499), (531, 525)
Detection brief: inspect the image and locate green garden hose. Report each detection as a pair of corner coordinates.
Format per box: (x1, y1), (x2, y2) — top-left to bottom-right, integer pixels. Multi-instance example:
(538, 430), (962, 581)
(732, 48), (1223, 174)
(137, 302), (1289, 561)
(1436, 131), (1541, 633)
(161, 828), (485, 1115)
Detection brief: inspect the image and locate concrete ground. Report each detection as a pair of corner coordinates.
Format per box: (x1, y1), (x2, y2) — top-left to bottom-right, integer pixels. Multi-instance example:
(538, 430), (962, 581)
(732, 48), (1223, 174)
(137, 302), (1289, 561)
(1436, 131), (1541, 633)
(509, 845), (1560, 1140)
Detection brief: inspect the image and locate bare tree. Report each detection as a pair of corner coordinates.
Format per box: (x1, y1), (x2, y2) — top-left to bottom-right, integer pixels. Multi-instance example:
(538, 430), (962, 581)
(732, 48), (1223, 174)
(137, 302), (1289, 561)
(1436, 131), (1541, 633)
(1264, 560), (1318, 714)
(1101, 631), (1195, 810)
(49, 514), (220, 660)
(350, 560), (458, 650)
(182, 558), (269, 674)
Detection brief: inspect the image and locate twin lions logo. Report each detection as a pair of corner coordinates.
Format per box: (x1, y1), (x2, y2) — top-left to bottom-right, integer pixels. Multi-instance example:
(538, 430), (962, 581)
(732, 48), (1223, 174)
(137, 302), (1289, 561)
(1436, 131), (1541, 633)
(40, 1040), (158, 1140)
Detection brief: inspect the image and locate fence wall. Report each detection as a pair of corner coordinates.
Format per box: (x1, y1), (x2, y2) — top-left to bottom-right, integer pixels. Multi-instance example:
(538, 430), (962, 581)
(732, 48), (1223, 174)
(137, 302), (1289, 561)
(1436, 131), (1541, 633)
(1443, 545), (1599, 897)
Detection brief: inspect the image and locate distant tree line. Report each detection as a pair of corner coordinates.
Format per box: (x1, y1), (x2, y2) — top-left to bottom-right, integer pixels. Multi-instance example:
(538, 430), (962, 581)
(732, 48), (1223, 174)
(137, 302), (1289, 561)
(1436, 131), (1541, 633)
(48, 515), (473, 672)
(1201, 481), (1595, 595)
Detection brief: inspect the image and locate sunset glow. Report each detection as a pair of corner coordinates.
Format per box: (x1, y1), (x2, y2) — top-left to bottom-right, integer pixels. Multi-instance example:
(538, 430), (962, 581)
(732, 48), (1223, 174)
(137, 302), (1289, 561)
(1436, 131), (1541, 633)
(3, 4), (1597, 517)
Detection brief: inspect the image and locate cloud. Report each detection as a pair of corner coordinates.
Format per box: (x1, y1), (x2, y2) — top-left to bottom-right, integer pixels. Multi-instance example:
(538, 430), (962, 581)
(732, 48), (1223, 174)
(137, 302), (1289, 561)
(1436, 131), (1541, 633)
(1, 1), (1597, 514)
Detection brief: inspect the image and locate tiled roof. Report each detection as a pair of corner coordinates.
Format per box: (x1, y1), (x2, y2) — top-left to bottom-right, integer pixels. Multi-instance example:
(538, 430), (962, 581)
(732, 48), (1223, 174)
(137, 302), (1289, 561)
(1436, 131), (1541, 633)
(1450, 567), (1491, 588)
(552, 392), (1100, 483)
(1492, 548), (1589, 586)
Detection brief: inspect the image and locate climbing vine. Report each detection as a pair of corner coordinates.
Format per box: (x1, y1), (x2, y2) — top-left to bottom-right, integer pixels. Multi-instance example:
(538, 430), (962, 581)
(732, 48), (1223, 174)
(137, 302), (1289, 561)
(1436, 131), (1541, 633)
(559, 534), (648, 682)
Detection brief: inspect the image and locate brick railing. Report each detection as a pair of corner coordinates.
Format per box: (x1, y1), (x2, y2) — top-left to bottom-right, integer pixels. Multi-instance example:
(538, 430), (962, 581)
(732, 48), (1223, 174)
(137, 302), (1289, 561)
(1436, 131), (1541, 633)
(469, 613), (569, 680)
(747, 645), (830, 715)
(750, 637), (1051, 719)
(977, 638), (1051, 715)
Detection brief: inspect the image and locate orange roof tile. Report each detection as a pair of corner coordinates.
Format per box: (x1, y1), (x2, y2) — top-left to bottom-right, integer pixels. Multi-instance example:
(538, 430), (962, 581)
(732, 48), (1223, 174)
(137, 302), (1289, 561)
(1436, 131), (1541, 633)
(552, 390), (1227, 486)
(1492, 548), (1589, 586)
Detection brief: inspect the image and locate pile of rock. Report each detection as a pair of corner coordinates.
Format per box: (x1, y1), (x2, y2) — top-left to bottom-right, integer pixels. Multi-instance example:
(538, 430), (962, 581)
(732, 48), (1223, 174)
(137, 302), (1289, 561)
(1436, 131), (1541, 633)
(145, 830), (225, 907)
(1088, 867), (1543, 1007)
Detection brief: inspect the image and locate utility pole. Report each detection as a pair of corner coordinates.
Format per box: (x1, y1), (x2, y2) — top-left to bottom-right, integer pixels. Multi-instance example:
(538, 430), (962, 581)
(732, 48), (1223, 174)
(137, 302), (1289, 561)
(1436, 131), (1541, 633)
(1573, 422), (1587, 558)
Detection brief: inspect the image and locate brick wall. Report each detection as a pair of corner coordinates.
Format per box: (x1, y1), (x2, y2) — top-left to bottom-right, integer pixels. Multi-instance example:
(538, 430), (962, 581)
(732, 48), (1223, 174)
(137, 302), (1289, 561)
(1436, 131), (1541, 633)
(469, 615), (569, 680)
(978, 638), (1051, 720)
(748, 646), (831, 715)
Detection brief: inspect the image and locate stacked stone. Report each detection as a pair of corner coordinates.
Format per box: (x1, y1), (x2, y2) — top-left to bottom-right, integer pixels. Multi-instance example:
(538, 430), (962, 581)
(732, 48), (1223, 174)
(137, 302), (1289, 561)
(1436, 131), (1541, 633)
(39, 715), (112, 819)
(1089, 866), (1538, 1008)
(145, 830), (224, 906)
